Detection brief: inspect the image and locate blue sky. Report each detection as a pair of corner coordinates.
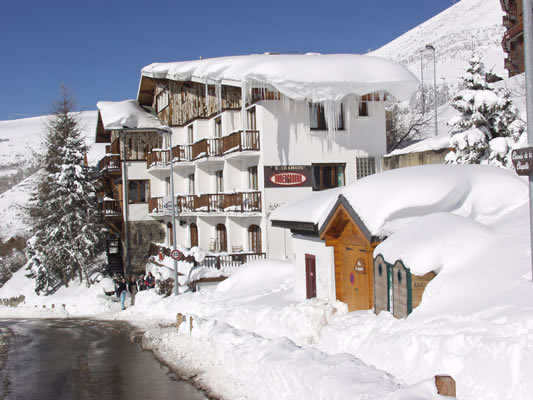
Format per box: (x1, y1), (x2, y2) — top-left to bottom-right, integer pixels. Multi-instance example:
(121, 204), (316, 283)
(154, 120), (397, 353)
(0, 0), (457, 120)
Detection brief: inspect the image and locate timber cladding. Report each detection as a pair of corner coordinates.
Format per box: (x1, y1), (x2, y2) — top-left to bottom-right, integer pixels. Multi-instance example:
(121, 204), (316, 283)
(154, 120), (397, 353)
(373, 256), (437, 318)
(320, 203), (377, 312)
(154, 80), (242, 127)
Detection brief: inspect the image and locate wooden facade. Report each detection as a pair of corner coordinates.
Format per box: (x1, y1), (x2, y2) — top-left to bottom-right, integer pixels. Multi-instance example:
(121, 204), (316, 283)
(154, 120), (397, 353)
(373, 256), (436, 318)
(109, 131), (162, 161)
(319, 201), (379, 311)
(153, 80), (242, 127)
(501, 0), (526, 76)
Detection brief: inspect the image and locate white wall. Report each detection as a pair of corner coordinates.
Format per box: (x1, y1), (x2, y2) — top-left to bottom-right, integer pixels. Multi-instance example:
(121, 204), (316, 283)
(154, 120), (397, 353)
(291, 235), (336, 302)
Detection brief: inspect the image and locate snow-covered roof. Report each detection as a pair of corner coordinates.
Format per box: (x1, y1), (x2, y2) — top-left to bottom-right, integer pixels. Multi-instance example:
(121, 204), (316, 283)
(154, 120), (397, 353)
(96, 100), (164, 131)
(141, 54), (420, 102)
(271, 164), (528, 239)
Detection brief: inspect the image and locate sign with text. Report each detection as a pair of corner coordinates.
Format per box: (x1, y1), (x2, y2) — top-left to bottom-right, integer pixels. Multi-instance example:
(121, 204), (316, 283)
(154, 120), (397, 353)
(170, 249), (182, 261)
(511, 147), (533, 176)
(264, 165), (312, 188)
(162, 196), (174, 216)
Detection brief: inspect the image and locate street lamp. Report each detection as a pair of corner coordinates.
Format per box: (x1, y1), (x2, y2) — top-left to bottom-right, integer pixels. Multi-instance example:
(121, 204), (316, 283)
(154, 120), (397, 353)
(157, 126), (179, 296)
(425, 44), (438, 137)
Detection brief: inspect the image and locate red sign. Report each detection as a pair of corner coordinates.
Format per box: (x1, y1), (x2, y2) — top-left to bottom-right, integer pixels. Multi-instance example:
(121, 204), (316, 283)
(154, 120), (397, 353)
(170, 249), (182, 261)
(158, 252), (164, 261)
(264, 165), (312, 188)
(270, 172), (307, 186)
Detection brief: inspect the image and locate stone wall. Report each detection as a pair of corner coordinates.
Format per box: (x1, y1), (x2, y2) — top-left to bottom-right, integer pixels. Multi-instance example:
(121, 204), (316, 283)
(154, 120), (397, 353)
(127, 221), (165, 274)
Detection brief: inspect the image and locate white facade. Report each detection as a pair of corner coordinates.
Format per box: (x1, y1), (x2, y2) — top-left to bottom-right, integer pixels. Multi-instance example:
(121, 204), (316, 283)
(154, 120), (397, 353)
(145, 95), (387, 260)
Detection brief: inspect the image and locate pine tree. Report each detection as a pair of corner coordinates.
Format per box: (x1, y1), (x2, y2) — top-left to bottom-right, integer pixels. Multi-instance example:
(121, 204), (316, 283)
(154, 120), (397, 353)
(446, 56), (526, 167)
(25, 88), (106, 293)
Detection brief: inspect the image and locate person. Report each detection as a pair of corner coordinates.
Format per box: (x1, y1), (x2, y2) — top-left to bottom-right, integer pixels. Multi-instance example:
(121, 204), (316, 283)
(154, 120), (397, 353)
(117, 278), (127, 310)
(146, 272), (155, 289)
(128, 275), (138, 306)
(137, 274), (147, 291)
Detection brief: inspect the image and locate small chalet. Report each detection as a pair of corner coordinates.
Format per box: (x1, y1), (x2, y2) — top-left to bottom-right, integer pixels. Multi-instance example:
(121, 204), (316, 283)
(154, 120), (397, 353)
(271, 164), (526, 316)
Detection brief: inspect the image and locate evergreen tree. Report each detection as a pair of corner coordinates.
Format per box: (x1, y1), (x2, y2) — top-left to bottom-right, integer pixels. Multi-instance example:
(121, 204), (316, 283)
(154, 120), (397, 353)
(25, 88), (105, 293)
(446, 56), (526, 167)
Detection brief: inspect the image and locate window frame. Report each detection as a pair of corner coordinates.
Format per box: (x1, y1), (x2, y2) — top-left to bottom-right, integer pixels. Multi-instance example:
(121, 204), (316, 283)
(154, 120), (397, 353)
(309, 103), (344, 131)
(128, 180), (150, 204)
(311, 163), (346, 191)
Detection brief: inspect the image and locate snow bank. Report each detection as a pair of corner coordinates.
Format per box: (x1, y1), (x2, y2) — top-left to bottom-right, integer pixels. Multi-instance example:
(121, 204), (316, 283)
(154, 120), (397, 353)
(96, 99), (164, 130)
(273, 164), (528, 238)
(142, 317), (441, 400)
(375, 212), (493, 276)
(142, 54), (420, 102)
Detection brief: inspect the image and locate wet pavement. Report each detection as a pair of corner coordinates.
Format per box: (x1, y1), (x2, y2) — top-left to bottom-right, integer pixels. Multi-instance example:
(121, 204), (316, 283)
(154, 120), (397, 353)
(0, 319), (207, 400)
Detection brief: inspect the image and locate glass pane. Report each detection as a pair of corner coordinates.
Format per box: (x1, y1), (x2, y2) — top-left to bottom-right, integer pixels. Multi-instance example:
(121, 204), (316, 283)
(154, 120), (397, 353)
(129, 181), (138, 202)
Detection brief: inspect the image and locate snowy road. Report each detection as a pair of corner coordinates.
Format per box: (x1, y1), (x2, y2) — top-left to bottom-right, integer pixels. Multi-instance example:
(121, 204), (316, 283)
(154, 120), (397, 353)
(0, 319), (207, 400)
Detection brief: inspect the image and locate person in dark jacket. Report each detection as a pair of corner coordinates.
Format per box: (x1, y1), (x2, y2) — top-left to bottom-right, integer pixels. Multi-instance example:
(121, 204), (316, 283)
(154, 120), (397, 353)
(146, 272), (155, 289)
(128, 275), (138, 306)
(117, 278), (127, 310)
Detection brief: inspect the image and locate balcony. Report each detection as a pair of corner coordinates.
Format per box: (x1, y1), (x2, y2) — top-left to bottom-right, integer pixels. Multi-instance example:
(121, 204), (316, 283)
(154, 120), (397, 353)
(102, 199), (122, 219)
(177, 192), (262, 214)
(148, 197), (164, 215)
(146, 150), (171, 169)
(98, 155), (121, 176)
(147, 130), (260, 170)
(149, 242), (266, 269)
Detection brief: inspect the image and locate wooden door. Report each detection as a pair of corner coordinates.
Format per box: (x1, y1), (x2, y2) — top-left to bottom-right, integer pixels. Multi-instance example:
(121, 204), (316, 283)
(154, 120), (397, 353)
(305, 254), (317, 299)
(190, 223), (198, 248)
(216, 224), (227, 252)
(341, 245), (373, 311)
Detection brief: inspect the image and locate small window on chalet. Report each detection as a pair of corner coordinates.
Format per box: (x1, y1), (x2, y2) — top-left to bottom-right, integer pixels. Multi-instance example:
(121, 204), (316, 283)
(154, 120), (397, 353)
(215, 170), (224, 193)
(309, 103), (344, 130)
(156, 88), (169, 113)
(358, 101), (369, 117)
(312, 164), (345, 191)
(247, 107), (257, 131)
(128, 180), (149, 203)
(188, 173), (195, 195)
(355, 157), (376, 180)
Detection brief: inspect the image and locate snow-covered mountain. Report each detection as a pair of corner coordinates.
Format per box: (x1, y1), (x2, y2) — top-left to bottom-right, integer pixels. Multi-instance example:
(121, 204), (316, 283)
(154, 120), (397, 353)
(0, 111), (102, 241)
(370, 0), (506, 84)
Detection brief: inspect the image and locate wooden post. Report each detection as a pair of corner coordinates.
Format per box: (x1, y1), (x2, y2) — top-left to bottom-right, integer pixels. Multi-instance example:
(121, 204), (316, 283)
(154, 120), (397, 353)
(189, 316), (194, 333)
(176, 313), (184, 330)
(435, 375), (456, 397)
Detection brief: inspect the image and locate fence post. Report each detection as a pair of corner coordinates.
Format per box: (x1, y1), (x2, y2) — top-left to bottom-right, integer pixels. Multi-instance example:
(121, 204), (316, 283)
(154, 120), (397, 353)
(216, 257), (221, 270)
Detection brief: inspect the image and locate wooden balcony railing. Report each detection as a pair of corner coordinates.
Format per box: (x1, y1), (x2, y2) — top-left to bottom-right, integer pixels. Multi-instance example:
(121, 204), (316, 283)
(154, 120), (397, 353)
(148, 197), (163, 214)
(102, 199), (122, 217)
(99, 155), (121, 174)
(191, 139), (209, 160)
(149, 242), (266, 269)
(172, 145), (191, 162)
(177, 192), (261, 213)
(146, 150), (170, 169)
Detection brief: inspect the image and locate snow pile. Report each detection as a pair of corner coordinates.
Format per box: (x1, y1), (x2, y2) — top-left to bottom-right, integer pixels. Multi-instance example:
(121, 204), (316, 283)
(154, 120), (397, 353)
(273, 164), (527, 237)
(375, 212), (493, 276)
(142, 317), (441, 400)
(96, 100), (164, 130)
(142, 54), (419, 102)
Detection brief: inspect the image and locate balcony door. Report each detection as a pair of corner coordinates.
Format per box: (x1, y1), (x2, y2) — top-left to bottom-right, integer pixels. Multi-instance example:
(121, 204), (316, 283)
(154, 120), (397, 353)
(248, 225), (261, 253)
(190, 223), (198, 248)
(216, 224), (227, 252)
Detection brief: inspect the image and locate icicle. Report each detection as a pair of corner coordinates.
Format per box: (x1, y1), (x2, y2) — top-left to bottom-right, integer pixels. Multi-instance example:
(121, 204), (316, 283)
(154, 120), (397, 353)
(216, 82), (222, 111)
(205, 78), (209, 112)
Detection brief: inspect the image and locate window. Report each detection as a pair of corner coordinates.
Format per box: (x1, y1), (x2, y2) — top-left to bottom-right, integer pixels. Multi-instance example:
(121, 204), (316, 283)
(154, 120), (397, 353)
(188, 174), (195, 195)
(359, 101), (369, 117)
(156, 88), (169, 113)
(190, 223), (198, 248)
(311, 164), (345, 191)
(128, 180), (149, 203)
(247, 107), (257, 131)
(216, 224), (227, 252)
(248, 225), (261, 253)
(165, 177), (171, 195)
(248, 166), (258, 190)
(215, 117), (222, 138)
(215, 170), (224, 193)
(188, 125), (194, 144)
(355, 157), (376, 180)
(309, 103), (344, 130)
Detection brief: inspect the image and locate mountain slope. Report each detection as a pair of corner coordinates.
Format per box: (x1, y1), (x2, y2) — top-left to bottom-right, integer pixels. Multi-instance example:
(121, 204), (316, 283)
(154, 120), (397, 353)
(370, 0), (506, 83)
